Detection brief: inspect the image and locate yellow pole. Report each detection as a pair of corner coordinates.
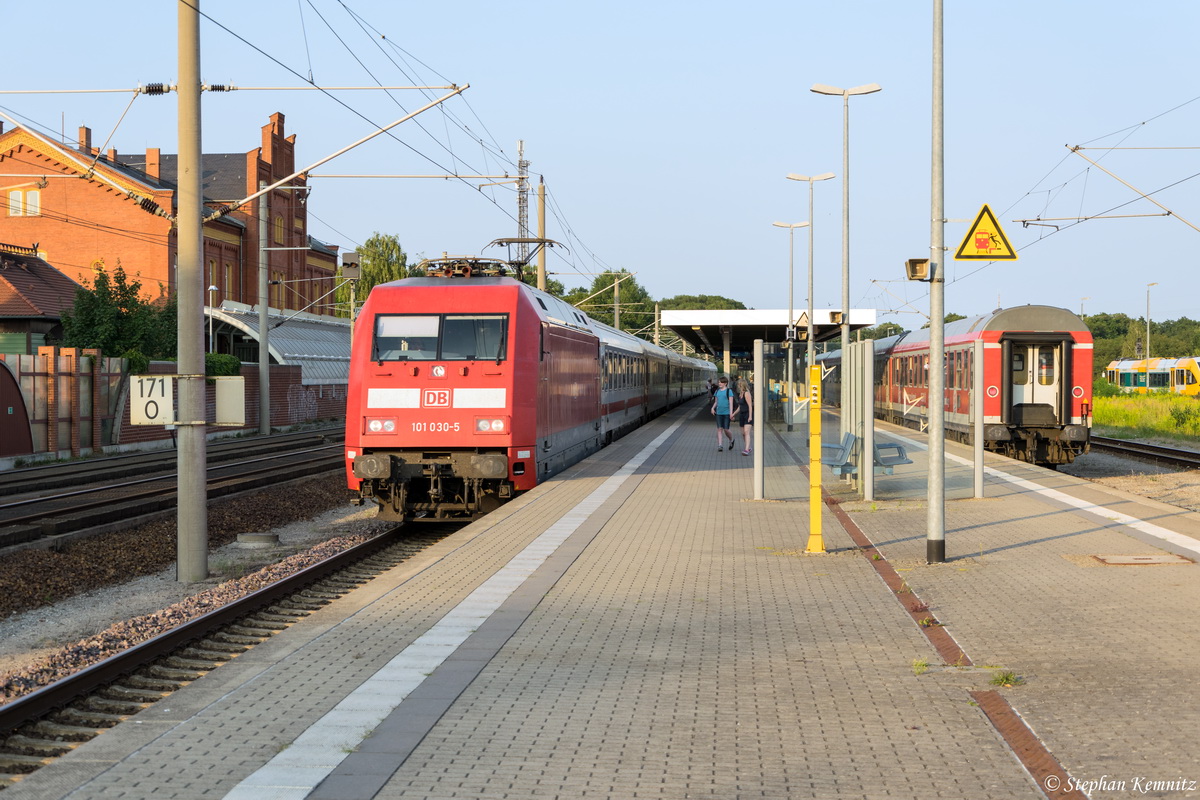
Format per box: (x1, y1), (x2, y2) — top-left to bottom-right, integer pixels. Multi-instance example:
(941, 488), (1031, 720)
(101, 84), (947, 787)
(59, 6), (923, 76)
(806, 364), (825, 553)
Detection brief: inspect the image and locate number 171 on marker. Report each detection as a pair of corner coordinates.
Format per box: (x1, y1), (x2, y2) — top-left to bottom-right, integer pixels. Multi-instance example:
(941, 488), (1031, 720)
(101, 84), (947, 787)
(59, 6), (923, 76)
(131, 375), (175, 425)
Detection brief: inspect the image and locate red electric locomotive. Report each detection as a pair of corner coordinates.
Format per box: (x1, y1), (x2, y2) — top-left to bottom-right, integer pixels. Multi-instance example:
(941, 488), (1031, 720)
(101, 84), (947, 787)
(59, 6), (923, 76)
(345, 256), (714, 521)
(820, 305), (1092, 465)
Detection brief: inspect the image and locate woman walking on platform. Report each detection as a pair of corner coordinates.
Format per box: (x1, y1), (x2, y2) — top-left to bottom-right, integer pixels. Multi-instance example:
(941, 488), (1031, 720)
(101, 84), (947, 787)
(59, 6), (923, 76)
(735, 378), (753, 456)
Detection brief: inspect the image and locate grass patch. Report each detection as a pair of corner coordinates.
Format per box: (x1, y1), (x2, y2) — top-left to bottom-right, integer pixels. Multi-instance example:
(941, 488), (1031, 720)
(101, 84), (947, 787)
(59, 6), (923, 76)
(1094, 394), (1200, 443)
(989, 670), (1024, 687)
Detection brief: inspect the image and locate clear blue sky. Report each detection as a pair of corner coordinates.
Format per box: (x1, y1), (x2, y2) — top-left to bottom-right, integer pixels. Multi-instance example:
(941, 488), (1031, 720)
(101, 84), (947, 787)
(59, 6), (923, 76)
(4, 1), (1198, 330)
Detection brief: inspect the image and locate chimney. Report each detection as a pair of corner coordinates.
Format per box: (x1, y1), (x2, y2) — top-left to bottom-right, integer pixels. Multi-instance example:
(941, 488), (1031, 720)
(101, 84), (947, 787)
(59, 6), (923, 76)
(106, 147), (118, 162)
(145, 148), (160, 180)
(78, 126), (92, 154)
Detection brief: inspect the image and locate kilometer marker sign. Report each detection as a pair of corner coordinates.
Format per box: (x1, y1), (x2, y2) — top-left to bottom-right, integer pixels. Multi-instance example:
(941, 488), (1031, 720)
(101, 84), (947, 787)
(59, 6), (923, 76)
(954, 204), (1018, 260)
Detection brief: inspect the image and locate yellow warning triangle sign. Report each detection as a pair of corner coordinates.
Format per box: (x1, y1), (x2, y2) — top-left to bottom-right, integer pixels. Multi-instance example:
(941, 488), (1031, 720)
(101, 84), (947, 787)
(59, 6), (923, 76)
(954, 204), (1018, 260)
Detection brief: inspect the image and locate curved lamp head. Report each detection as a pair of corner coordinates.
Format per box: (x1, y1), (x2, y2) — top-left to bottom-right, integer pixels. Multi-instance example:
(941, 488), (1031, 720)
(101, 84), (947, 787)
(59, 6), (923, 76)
(786, 172), (836, 183)
(811, 82), (882, 97)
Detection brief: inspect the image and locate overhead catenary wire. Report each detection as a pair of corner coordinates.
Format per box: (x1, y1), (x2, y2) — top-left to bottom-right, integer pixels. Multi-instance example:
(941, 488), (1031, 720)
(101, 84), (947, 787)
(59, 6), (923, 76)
(872, 93), (1200, 324)
(0, 2), (633, 315)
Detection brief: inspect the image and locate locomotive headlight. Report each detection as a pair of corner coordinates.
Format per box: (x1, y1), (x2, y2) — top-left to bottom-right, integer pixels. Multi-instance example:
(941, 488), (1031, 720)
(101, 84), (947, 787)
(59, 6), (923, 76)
(366, 417), (397, 433)
(474, 417), (508, 434)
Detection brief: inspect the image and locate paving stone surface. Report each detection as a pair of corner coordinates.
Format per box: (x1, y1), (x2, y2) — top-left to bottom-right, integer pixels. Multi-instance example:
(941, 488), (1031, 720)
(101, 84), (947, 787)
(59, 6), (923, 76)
(6, 403), (1199, 799)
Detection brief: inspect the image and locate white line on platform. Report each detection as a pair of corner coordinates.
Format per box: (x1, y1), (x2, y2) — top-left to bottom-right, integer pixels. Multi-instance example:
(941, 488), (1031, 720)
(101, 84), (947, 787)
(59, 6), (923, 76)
(222, 413), (691, 800)
(882, 430), (1200, 559)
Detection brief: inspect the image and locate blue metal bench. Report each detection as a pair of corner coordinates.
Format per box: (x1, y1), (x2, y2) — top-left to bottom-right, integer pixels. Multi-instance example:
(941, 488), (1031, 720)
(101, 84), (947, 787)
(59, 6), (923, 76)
(821, 432), (858, 476)
(873, 442), (912, 475)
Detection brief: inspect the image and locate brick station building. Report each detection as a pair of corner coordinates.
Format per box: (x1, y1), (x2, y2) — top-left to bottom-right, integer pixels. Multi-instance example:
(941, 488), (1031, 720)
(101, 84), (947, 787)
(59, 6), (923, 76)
(0, 112), (338, 320)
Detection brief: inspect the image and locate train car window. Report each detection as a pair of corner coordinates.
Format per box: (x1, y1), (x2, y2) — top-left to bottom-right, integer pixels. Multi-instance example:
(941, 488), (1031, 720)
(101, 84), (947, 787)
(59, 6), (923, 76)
(442, 315), (508, 361)
(1012, 351), (1028, 385)
(374, 315), (439, 361)
(1150, 372), (1169, 389)
(1037, 347), (1055, 386)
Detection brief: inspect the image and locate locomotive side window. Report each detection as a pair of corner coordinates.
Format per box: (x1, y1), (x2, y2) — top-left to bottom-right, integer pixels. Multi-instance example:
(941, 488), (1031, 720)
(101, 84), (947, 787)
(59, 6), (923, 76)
(375, 315), (439, 361)
(1037, 346), (1055, 386)
(1012, 350), (1028, 385)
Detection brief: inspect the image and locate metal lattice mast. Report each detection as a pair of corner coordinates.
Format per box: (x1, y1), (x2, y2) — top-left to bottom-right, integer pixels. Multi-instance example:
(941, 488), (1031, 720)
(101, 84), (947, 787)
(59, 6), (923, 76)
(517, 140), (530, 265)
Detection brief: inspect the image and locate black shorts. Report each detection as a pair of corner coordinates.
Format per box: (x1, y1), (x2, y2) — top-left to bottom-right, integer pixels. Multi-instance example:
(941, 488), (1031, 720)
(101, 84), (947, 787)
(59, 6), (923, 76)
(736, 411), (750, 426)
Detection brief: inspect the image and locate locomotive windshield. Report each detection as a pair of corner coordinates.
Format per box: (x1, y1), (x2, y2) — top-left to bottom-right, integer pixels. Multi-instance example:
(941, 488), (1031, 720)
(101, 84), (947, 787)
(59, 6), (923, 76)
(373, 314), (508, 362)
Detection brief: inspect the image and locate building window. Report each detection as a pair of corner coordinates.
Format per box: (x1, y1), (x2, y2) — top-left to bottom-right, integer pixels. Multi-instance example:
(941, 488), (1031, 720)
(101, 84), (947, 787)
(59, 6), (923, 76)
(6, 188), (40, 216)
(273, 214), (285, 245)
(225, 263), (234, 301)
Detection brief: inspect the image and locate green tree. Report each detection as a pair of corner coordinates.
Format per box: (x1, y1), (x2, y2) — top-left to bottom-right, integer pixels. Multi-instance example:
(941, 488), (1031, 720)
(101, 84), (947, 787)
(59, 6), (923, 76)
(568, 270), (654, 332)
(1082, 312), (1132, 341)
(658, 294), (747, 311)
(921, 313), (967, 329)
(858, 321), (906, 340)
(335, 233), (410, 316)
(520, 273), (566, 297)
(61, 260), (166, 358)
(147, 292), (178, 358)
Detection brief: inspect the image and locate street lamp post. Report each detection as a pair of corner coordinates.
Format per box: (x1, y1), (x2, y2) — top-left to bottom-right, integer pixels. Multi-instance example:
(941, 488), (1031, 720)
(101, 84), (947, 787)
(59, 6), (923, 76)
(1146, 283), (1158, 362)
(786, 172), (836, 387)
(811, 82), (881, 434)
(207, 284), (219, 354)
(773, 221), (809, 431)
(1080, 297), (1090, 317)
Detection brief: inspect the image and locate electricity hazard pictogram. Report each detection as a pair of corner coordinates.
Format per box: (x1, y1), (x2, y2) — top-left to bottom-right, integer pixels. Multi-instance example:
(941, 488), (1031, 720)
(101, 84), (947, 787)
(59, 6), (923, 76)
(954, 204), (1018, 260)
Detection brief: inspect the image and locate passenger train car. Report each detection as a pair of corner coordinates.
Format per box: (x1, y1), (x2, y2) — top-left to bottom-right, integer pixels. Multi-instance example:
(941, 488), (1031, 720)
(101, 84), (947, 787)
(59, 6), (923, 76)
(820, 305), (1092, 465)
(345, 257), (715, 521)
(1104, 357), (1200, 396)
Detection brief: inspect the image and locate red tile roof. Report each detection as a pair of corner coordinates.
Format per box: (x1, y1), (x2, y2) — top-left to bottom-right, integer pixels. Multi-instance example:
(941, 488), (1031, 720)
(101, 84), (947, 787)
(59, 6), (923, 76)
(0, 242), (80, 319)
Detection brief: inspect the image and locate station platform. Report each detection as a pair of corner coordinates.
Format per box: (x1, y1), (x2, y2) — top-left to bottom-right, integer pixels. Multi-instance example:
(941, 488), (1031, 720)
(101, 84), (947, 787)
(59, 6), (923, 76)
(8, 397), (1200, 800)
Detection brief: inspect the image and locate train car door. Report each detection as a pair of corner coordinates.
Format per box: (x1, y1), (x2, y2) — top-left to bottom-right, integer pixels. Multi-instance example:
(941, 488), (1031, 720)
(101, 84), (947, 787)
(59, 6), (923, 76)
(1006, 341), (1062, 425)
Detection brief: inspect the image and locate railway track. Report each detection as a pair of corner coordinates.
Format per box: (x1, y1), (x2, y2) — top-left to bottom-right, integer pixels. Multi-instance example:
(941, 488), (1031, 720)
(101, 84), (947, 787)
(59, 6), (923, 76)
(0, 433), (345, 554)
(0, 523), (457, 790)
(0, 428), (342, 498)
(1089, 436), (1200, 470)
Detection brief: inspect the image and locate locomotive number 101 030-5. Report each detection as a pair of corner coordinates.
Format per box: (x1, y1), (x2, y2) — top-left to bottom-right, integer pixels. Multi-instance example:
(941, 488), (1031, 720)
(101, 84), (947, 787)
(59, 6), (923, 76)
(411, 421), (462, 432)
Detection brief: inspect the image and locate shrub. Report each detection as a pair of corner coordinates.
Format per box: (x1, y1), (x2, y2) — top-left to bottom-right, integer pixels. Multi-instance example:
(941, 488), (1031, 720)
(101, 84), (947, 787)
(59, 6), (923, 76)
(205, 353), (241, 377)
(121, 349), (149, 374)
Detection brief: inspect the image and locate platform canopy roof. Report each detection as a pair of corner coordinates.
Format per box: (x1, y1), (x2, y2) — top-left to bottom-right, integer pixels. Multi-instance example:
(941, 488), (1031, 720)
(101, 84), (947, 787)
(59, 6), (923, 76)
(208, 302), (350, 384)
(660, 308), (876, 359)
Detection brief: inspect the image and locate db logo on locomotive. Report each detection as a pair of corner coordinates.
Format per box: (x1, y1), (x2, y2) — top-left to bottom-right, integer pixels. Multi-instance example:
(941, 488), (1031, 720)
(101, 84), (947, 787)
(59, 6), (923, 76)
(422, 389), (451, 408)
